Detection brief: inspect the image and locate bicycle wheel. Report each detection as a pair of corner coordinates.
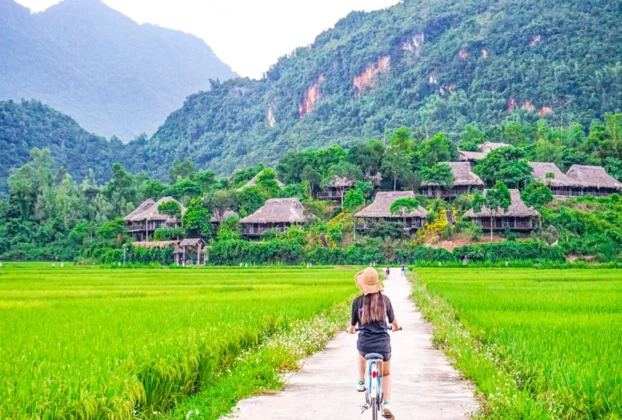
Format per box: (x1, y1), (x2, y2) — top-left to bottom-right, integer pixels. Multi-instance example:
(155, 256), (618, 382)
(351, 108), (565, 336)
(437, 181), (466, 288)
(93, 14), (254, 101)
(371, 398), (378, 420)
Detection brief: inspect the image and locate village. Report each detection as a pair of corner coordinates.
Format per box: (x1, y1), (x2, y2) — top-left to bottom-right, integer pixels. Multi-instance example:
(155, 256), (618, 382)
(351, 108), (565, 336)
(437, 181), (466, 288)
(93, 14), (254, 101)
(123, 142), (622, 265)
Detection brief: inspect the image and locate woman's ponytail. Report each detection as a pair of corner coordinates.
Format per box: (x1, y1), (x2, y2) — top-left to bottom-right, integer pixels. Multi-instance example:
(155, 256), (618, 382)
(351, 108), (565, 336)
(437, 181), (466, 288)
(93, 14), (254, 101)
(360, 292), (386, 325)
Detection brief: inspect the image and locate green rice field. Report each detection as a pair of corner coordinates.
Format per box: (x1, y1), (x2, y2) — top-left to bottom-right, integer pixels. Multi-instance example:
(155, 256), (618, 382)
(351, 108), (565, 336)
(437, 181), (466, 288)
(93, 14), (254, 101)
(0, 264), (357, 418)
(413, 268), (622, 419)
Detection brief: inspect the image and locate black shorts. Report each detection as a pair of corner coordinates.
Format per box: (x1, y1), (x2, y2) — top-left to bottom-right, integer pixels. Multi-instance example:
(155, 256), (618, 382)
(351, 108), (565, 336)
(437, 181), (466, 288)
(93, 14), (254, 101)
(359, 351), (391, 362)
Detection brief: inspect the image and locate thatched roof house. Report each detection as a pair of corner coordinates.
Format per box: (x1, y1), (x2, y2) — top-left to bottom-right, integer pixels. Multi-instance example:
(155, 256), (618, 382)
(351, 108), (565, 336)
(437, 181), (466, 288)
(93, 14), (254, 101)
(528, 162), (577, 187)
(528, 163), (622, 197)
(240, 198), (306, 237)
(421, 162), (484, 198)
(133, 238), (207, 265)
(465, 189), (539, 231)
(566, 165), (622, 192)
(125, 197), (186, 223)
(236, 172), (285, 192)
(125, 197), (186, 241)
(317, 176), (355, 201)
(459, 142), (511, 163)
(355, 191), (427, 233)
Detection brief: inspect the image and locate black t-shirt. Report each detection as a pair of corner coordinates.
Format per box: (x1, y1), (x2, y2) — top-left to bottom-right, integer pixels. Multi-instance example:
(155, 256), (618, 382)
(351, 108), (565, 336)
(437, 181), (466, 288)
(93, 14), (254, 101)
(351, 294), (395, 354)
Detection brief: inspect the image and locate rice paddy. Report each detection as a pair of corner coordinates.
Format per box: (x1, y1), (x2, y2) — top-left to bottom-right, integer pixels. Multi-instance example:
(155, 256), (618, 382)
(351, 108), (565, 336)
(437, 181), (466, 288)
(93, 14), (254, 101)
(0, 264), (357, 418)
(412, 268), (622, 419)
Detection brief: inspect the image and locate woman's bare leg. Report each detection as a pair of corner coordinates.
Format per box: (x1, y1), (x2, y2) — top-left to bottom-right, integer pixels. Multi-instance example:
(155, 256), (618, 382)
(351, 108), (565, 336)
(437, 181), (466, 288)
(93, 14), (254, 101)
(381, 360), (392, 401)
(357, 353), (366, 381)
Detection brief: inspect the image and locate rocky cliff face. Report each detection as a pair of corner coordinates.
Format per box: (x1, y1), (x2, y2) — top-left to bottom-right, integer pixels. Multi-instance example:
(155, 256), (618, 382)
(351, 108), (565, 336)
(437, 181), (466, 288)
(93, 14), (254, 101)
(127, 0), (622, 179)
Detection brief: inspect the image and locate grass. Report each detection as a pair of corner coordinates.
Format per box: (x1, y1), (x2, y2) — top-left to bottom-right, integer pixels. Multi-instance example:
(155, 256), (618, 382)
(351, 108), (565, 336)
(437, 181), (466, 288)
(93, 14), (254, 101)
(411, 268), (622, 419)
(0, 264), (358, 418)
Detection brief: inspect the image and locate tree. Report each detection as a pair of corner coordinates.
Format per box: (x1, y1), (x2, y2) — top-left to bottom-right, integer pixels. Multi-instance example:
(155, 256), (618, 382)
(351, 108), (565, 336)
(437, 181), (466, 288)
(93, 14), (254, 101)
(170, 179), (202, 203)
(347, 140), (386, 176)
(217, 215), (241, 240)
(460, 124), (485, 151)
(421, 164), (455, 197)
(238, 186), (265, 217)
(472, 181), (511, 242)
(390, 127), (414, 153)
(521, 181), (553, 208)
(497, 161), (533, 188)
(301, 165), (321, 196)
(95, 218), (128, 247)
(210, 190), (238, 222)
(390, 197), (421, 227)
(343, 188), (365, 212)
(418, 133), (458, 167)
(182, 198), (212, 237)
(157, 200), (182, 220)
(142, 180), (169, 201)
(473, 146), (532, 187)
(382, 146), (410, 191)
(402, 169), (422, 193)
(256, 168), (281, 197)
(195, 170), (217, 194)
(103, 163), (136, 216)
(169, 158), (196, 184)
(55, 173), (82, 229)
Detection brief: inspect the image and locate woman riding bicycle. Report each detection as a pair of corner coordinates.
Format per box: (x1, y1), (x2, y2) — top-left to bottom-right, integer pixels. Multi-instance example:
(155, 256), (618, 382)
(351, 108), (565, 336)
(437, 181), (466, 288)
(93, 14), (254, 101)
(348, 267), (399, 419)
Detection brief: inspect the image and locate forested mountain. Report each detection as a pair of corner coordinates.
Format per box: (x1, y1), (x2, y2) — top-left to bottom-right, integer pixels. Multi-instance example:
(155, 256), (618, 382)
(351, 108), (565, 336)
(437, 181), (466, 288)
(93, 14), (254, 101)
(129, 0), (622, 179)
(0, 0), (236, 140)
(0, 100), (120, 194)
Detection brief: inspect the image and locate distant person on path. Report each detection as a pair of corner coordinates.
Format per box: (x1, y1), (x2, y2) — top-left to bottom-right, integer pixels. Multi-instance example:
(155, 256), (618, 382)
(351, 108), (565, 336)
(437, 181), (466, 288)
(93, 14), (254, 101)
(385, 266), (391, 276)
(401, 264), (405, 275)
(348, 267), (400, 419)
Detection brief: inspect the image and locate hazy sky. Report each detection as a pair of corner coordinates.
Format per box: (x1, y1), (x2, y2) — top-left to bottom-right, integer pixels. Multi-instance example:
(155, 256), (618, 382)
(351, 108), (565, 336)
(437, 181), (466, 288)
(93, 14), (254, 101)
(15, 0), (400, 78)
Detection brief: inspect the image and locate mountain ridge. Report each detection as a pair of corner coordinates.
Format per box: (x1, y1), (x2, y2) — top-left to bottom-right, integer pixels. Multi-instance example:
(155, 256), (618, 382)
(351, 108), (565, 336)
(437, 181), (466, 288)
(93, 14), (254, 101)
(125, 0), (622, 179)
(0, 0), (236, 140)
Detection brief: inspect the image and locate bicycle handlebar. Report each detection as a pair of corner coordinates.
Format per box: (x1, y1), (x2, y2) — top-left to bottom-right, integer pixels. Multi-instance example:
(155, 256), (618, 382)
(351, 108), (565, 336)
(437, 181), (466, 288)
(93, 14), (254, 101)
(354, 326), (402, 332)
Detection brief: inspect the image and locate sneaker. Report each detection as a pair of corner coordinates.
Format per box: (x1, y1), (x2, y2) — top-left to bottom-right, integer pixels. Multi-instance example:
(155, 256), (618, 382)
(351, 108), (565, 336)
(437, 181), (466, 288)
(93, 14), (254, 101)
(356, 380), (365, 392)
(383, 401), (394, 419)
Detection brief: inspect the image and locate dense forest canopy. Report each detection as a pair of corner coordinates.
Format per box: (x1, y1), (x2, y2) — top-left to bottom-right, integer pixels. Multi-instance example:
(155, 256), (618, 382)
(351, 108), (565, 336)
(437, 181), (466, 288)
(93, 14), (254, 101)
(124, 0), (622, 179)
(1, 116), (620, 263)
(0, 0), (236, 139)
(0, 100), (123, 195)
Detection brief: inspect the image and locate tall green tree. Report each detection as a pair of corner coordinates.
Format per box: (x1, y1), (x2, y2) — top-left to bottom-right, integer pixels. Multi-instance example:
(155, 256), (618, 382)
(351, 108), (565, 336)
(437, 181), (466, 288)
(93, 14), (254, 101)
(418, 133), (458, 167)
(382, 146), (410, 191)
(342, 188), (365, 212)
(182, 198), (212, 237)
(210, 190), (238, 222)
(157, 200), (182, 220)
(521, 181), (554, 208)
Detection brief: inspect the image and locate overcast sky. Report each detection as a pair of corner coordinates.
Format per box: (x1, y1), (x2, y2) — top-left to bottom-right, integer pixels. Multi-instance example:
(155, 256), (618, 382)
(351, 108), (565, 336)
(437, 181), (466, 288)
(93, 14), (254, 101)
(15, 0), (400, 78)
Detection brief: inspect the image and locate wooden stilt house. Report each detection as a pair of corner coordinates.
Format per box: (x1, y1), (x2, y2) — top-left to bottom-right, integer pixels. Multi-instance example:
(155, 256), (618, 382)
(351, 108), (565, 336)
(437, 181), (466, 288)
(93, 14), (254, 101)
(240, 198), (307, 238)
(421, 162), (484, 198)
(354, 191), (427, 234)
(464, 189), (540, 231)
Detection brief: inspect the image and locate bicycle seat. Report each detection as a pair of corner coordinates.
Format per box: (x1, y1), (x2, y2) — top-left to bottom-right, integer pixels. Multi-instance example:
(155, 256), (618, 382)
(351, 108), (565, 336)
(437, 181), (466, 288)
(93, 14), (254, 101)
(365, 353), (384, 361)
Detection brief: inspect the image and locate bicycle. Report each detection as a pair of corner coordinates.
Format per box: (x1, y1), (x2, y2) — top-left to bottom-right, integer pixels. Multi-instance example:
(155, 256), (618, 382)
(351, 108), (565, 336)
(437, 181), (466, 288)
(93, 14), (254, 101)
(355, 326), (402, 420)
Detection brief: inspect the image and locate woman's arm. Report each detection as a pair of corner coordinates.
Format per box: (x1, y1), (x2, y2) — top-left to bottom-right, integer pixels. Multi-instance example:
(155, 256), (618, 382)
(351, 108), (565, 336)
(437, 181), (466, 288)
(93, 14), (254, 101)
(349, 297), (360, 334)
(391, 319), (400, 331)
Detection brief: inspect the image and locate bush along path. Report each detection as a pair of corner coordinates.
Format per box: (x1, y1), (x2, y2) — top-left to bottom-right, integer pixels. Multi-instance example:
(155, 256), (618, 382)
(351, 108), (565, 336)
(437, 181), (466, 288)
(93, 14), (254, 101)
(224, 269), (478, 420)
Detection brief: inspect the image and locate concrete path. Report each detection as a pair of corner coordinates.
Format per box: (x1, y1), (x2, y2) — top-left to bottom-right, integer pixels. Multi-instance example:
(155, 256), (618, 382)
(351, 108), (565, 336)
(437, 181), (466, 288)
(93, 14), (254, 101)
(225, 269), (478, 420)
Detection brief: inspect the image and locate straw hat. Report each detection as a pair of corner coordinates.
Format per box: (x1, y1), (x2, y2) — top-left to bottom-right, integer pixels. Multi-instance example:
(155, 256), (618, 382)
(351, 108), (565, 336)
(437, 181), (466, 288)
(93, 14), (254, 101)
(355, 267), (383, 295)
